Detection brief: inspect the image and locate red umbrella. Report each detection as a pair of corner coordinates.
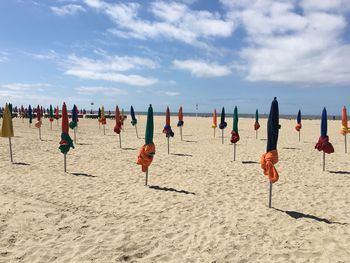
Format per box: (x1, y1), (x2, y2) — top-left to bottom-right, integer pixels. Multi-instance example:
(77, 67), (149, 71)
(114, 105), (122, 148)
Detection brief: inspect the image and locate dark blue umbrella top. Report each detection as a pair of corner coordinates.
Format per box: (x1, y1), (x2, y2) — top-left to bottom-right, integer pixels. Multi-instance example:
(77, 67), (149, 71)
(130, 106), (136, 121)
(297, 109), (301, 124)
(267, 97), (279, 152)
(321, 107), (327, 137)
(219, 107), (227, 129)
(72, 104), (78, 122)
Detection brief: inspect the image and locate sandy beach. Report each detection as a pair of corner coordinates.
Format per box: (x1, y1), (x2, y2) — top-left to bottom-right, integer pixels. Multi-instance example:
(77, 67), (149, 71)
(0, 116), (349, 262)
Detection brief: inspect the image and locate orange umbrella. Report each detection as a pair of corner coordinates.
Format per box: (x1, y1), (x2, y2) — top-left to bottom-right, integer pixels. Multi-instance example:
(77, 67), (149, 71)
(340, 106), (349, 153)
(35, 105), (42, 140)
(211, 109), (217, 137)
(177, 106), (184, 141)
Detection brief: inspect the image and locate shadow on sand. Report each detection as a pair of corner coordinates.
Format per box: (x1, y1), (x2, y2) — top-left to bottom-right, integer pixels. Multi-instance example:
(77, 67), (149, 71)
(148, 185), (195, 195)
(122, 147), (136, 151)
(71, 172), (97, 178)
(171, 153), (193, 157)
(273, 208), (347, 225)
(13, 162), (30, 166)
(328, 170), (350, 175)
(242, 161), (259, 164)
(282, 147), (300, 150)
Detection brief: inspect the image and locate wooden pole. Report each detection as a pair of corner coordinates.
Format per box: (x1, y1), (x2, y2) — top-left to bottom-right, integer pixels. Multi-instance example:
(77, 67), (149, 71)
(256, 130), (258, 139)
(145, 170), (148, 186)
(135, 125), (139, 138)
(222, 130), (224, 144)
(119, 133), (122, 148)
(234, 143), (236, 161)
(9, 137), (13, 163)
(298, 131), (300, 142)
(64, 154), (67, 173)
(167, 137), (170, 154)
(74, 128), (77, 144)
(50, 121), (52, 130)
(39, 128), (41, 140)
(180, 126), (183, 141)
(345, 134), (347, 153)
(269, 182), (272, 208)
(103, 124), (105, 135)
(323, 152), (325, 172)
(214, 128), (215, 138)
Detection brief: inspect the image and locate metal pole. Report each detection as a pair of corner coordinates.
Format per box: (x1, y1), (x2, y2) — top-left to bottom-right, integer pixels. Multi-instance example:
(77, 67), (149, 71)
(135, 125), (139, 138)
(345, 135), (347, 153)
(119, 133), (122, 148)
(145, 170), (148, 186)
(64, 154), (67, 173)
(103, 124), (105, 135)
(298, 131), (300, 142)
(222, 130), (224, 144)
(180, 126), (183, 141)
(323, 152), (325, 172)
(256, 130), (258, 139)
(9, 137), (13, 163)
(39, 128), (41, 140)
(74, 128), (76, 144)
(214, 128), (215, 138)
(234, 143), (236, 161)
(167, 137), (170, 154)
(50, 122), (52, 130)
(269, 182), (272, 208)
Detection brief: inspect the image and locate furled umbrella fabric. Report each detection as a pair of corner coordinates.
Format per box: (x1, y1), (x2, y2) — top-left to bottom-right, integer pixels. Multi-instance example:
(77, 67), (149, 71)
(261, 97), (279, 184)
(219, 107), (227, 129)
(35, 105), (42, 128)
(177, 106), (184, 127)
(28, 105), (33, 125)
(69, 104), (78, 129)
(231, 106), (240, 143)
(254, 109), (260, 130)
(114, 105), (122, 134)
(137, 104), (156, 172)
(59, 103), (74, 154)
(212, 109), (217, 129)
(163, 106), (174, 137)
(121, 108), (125, 127)
(295, 110), (302, 131)
(1, 104), (14, 138)
(130, 106), (137, 126)
(100, 106), (106, 125)
(49, 105), (54, 122)
(340, 106), (350, 135)
(315, 108), (334, 154)
(98, 107), (101, 123)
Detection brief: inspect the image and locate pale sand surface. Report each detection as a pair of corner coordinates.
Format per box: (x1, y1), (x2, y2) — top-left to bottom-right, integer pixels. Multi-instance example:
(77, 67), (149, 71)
(0, 116), (349, 262)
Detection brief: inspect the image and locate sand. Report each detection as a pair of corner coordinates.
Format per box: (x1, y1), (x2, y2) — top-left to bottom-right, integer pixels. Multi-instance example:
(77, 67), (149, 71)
(0, 116), (349, 262)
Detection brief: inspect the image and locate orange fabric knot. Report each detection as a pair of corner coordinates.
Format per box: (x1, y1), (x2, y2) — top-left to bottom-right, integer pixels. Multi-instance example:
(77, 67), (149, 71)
(137, 143), (156, 172)
(295, 123), (302, 131)
(211, 124), (217, 129)
(340, 126), (350, 135)
(35, 121), (42, 128)
(260, 150), (279, 184)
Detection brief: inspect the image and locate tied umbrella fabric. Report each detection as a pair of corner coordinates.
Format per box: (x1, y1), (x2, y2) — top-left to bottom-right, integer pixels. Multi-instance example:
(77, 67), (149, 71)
(260, 150), (279, 183)
(163, 106), (174, 137)
(295, 110), (302, 131)
(69, 105), (78, 129)
(254, 109), (260, 130)
(35, 105), (42, 128)
(231, 106), (240, 143)
(0, 104), (14, 137)
(49, 105), (54, 122)
(28, 105), (33, 124)
(340, 106), (350, 135)
(212, 109), (217, 128)
(100, 106), (106, 125)
(55, 106), (60, 120)
(219, 107), (227, 129)
(59, 103), (74, 154)
(130, 106), (137, 126)
(137, 143), (155, 172)
(315, 107), (334, 154)
(177, 106), (184, 127)
(114, 106), (122, 134)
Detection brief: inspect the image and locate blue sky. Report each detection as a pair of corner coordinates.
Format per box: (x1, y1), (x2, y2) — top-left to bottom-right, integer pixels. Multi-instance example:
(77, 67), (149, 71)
(1, 0), (350, 115)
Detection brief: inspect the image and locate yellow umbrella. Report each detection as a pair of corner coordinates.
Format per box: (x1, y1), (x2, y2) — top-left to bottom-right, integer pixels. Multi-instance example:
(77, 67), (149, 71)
(0, 104), (14, 162)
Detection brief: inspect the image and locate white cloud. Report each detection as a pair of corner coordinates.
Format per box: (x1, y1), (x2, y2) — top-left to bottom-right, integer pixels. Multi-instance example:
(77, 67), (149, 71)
(64, 54), (159, 86)
(51, 4), (86, 16)
(26, 50), (58, 60)
(76, 86), (127, 96)
(172, 59), (231, 77)
(0, 83), (51, 91)
(158, 90), (180, 96)
(221, 0), (350, 85)
(0, 51), (10, 63)
(84, 0), (235, 48)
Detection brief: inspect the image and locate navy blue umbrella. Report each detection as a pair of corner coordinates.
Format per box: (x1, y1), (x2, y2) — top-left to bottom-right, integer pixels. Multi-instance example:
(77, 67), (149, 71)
(321, 107), (327, 137)
(297, 110), (301, 124)
(28, 105), (33, 126)
(219, 107), (227, 144)
(267, 98), (279, 152)
(130, 106), (139, 138)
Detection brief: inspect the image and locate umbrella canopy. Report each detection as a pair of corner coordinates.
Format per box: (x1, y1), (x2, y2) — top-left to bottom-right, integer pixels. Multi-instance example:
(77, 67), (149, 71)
(35, 105), (42, 128)
(55, 106), (60, 119)
(98, 107), (101, 120)
(254, 109), (260, 130)
(8, 103), (12, 118)
(212, 109), (217, 128)
(130, 106), (137, 126)
(137, 104), (155, 172)
(0, 104), (14, 137)
(163, 106), (174, 137)
(340, 106), (350, 135)
(114, 105), (122, 134)
(231, 106), (240, 143)
(219, 107), (227, 129)
(177, 106), (184, 127)
(295, 110), (302, 131)
(69, 104), (78, 129)
(49, 105), (54, 121)
(59, 102), (74, 154)
(101, 106), (106, 125)
(315, 107), (334, 153)
(28, 105), (33, 124)
(261, 97), (280, 184)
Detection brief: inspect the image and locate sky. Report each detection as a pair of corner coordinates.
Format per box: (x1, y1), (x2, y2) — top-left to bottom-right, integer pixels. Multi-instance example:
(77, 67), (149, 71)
(1, 0), (350, 115)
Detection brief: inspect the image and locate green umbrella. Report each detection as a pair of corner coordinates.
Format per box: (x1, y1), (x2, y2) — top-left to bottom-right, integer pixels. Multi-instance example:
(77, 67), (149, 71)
(254, 109), (260, 139)
(137, 104), (155, 186)
(230, 106), (240, 160)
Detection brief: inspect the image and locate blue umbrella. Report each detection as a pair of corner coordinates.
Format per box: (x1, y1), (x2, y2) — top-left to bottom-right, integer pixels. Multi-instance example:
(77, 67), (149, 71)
(130, 106), (139, 138)
(321, 107), (327, 137)
(28, 105), (33, 126)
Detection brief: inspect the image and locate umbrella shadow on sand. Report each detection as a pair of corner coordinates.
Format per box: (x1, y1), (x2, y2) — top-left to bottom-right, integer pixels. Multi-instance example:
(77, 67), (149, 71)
(70, 172), (97, 178)
(328, 170), (350, 175)
(183, 140), (198, 143)
(122, 147), (136, 151)
(282, 147), (300, 150)
(13, 162), (30, 166)
(273, 208), (347, 225)
(242, 161), (259, 164)
(171, 153), (192, 157)
(148, 185), (195, 195)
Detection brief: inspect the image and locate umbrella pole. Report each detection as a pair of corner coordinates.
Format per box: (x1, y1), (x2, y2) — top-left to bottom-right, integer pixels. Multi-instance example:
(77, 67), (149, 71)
(323, 152), (325, 172)
(103, 124), (105, 135)
(256, 130), (258, 139)
(145, 170), (148, 186)
(167, 137), (170, 154)
(268, 182), (272, 208)
(74, 128), (77, 144)
(214, 128), (215, 138)
(50, 121), (52, 130)
(234, 143), (236, 161)
(57, 119), (58, 126)
(9, 137), (13, 163)
(180, 126), (183, 141)
(298, 131), (300, 142)
(39, 128), (41, 140)
(64, 153), (67, 172)
(345, 134), (347, 153)
(119, 133), (122, 148)
(135, 125), (139, 138)
(222, 130), (224, 144)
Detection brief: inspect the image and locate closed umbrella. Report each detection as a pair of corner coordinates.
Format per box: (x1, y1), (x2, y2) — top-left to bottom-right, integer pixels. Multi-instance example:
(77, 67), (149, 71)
(28, 105), (33, 127)
(163, 106), (174, 154)
(55, 106), (60, 126)
(69, 104), (78, 143)
(340, 106), (349, 153)
(59, 102), (74, 172)
(130, 105), (139, 138)
(0, 104), (14, 162)
(315, 107), (334, 171)
(35, 105), (42, 140)
(260, 97), (280, 208)
(114, 105), (122, 148)
(98, 107), (101, 129)
(212, 109), (217, 137)
(254, 109), (260, 139)
(177, 106), (184, 141)
(230, 106), (240, 161)
(219, 107), (227, 144)
(49, 105), (54, 130)
(137, 104), (155, 185)
(295, 110), (302, 142)
(101, 106), (106, 135)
